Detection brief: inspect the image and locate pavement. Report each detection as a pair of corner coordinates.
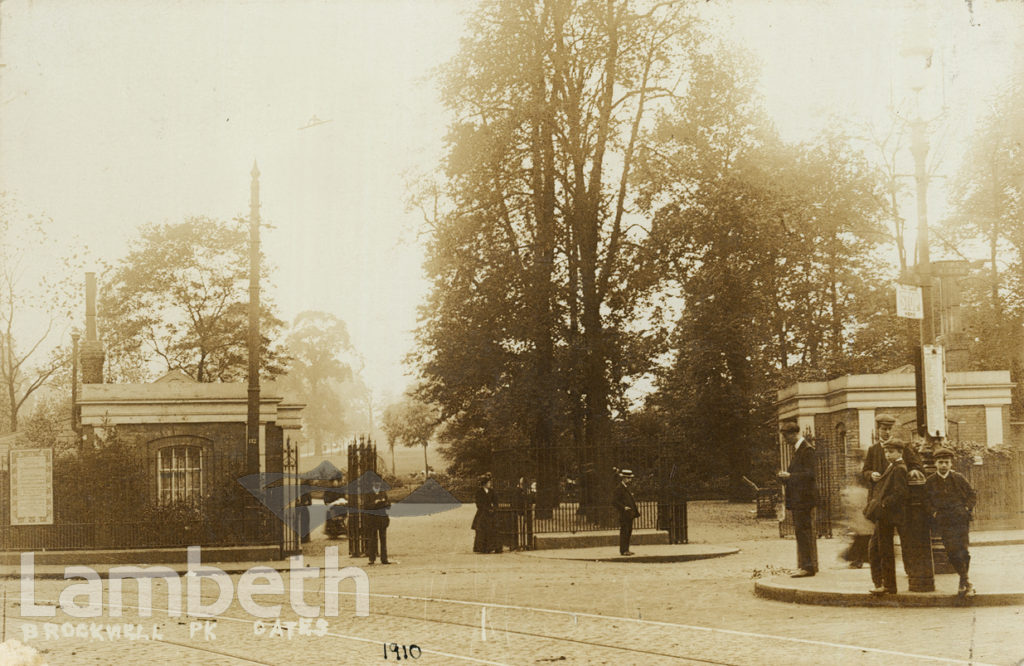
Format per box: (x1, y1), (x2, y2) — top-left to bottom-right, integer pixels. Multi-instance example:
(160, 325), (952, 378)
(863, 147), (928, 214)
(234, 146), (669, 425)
(525, 543), (739, 563)
(754, 529), (1024, 607)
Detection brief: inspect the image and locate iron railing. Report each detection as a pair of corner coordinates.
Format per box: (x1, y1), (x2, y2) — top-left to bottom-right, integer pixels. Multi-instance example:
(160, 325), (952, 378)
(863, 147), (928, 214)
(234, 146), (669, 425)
(0, 515), (276, 551)
(490, 439), (688, 542)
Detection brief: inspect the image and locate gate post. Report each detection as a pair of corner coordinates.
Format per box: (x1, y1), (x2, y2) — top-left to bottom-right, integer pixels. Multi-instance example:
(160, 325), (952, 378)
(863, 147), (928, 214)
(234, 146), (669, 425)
(347, 439), (362, 557)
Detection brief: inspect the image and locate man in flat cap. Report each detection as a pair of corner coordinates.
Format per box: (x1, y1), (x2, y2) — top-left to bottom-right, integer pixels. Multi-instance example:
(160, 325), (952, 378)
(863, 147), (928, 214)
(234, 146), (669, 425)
(926, 447), (977, 596)
(612, 468), (638, 556)
(863, 413), (924, 487)
(777, 421), (817, 577)
(862, 412), (925, 585)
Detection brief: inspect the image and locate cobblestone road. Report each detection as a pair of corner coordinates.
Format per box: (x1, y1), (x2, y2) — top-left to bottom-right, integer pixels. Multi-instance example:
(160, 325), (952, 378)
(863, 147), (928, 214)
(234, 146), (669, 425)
(3, 503), (1021, 665)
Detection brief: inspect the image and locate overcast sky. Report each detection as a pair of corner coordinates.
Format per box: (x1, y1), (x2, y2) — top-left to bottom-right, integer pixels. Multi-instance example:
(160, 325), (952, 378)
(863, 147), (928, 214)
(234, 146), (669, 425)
(0, 0), (1021, 401)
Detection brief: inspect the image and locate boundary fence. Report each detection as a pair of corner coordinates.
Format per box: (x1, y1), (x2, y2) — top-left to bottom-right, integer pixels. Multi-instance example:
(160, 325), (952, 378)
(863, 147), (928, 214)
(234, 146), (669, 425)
(491, 440), (688, 547)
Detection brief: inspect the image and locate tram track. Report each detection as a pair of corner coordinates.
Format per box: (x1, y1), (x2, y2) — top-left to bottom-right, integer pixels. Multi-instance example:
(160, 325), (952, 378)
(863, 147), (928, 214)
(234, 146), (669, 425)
(2, 591), (728, 664)
(1, 585), (997, 665)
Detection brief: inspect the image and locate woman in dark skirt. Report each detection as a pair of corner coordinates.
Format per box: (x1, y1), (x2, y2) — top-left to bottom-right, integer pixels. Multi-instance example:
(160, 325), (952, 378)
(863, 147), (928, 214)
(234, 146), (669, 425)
(472, 474), (499, 553)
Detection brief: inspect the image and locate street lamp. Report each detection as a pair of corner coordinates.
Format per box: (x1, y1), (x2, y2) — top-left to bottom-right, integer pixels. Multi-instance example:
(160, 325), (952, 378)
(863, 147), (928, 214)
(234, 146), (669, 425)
(247, 162), (261, 479)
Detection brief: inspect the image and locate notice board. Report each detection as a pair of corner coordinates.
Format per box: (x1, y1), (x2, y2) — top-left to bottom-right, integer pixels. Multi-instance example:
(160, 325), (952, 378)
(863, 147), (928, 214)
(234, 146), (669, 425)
(10, 448), (54, 525)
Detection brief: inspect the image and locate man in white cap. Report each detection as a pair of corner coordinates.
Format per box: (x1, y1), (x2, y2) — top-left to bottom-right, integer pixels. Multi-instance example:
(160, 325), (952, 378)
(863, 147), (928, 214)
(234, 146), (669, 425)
(612, 468), (638, 556)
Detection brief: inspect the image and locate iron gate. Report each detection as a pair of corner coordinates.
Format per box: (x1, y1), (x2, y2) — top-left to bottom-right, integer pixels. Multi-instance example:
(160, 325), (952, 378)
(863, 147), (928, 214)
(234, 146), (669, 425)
(280, 434), (301, 557)
(347, 438), (377, 557)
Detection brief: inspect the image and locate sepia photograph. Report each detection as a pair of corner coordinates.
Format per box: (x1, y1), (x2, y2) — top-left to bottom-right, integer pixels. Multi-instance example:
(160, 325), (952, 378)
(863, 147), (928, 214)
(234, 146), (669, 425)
(0, 0), (1022, 663)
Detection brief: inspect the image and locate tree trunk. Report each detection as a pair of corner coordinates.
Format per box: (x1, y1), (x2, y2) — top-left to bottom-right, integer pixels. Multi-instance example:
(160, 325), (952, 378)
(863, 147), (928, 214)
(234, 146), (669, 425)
(574, 0), (620, 526)
(529, 0), (559, 517)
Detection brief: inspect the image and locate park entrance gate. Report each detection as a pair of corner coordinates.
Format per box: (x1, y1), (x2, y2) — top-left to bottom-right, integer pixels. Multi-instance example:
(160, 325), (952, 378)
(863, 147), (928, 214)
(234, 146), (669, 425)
(347, 438), (378, 557)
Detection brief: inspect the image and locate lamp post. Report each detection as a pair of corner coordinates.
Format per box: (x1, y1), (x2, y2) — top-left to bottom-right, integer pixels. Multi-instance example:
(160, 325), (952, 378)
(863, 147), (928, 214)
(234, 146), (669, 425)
(247, 162), (261, 479)
(70, 329), (81, 443)
(894, 39), (942, 591)
(902, 33), (977, 583)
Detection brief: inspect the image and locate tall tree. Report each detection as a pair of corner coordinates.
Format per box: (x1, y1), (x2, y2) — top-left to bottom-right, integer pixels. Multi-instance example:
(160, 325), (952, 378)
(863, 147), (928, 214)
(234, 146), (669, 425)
(417, 0), (697, 510)
(945, 78), (1024, 413)
(0, 197), (83, 432)
(637, 50), (892, 496)
(99, 217), (286, 383)
(381, 395), (440, 478)
(277, 311), (368, 459)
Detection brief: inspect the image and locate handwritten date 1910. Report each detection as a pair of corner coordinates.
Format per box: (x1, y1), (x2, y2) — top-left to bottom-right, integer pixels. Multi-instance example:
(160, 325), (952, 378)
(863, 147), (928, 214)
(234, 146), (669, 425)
(383, 643), (421, 660)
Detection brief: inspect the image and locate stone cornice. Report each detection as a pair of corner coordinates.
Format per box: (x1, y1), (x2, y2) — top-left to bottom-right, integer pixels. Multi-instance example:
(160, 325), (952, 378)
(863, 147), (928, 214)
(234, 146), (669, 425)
(79, 381), (305, 428)
(777, 370), (1014, 420)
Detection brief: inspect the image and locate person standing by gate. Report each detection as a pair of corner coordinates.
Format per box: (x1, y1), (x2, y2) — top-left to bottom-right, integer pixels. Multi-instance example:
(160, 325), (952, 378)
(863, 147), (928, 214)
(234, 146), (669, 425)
(512, 477), (534, 550)
(472, 474), (499, 553)
(297, 492), (312, 544)
(927, 447), (977, 596)
(612, 468), (638, 556)
(777, 421), (818, 577)
(366, 479), (391, 565)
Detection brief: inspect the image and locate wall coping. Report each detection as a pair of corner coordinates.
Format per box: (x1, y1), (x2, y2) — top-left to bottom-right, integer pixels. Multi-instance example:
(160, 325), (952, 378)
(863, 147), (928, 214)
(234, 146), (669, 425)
(776, 370), (1014, 422)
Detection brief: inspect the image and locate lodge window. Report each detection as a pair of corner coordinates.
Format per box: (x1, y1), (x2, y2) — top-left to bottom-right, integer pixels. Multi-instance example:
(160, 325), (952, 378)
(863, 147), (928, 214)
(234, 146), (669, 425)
(158, 445), (203, 504)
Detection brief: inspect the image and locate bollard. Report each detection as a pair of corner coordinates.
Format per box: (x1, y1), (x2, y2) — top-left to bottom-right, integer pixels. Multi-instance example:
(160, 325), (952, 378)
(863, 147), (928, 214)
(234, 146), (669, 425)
(900, 478), (935, 592)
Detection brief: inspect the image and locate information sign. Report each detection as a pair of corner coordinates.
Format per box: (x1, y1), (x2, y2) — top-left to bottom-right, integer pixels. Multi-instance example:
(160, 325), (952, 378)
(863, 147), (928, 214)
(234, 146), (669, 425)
(897, 283), (924, 319)
(922, 345), (946, 438)
(10, 448), (54, 525)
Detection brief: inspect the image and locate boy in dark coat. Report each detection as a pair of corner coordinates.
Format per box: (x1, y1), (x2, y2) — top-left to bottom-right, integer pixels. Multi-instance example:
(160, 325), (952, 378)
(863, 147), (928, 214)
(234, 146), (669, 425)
(927, 447), (977, 596)
(868, 440), (909, 595)
(777, 421), (818, 577)
(611, 469), (638, 556)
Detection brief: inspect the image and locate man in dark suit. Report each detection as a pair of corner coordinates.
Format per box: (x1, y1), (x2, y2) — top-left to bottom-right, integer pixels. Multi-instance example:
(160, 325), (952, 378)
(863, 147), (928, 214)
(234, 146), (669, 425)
(512, 477), (535, 550)
(777, 421), (818, 577)
(365, 480), (391, 565)
(611, 469), (638, 556)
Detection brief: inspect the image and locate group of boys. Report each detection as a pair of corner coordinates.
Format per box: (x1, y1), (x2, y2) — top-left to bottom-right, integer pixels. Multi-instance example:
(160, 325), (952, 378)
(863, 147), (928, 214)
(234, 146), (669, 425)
(779, 413), (977, 597)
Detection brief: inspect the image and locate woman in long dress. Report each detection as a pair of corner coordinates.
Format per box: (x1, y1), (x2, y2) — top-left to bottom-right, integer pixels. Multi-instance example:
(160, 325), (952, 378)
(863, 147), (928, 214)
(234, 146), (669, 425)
(472, 474), (498, 553)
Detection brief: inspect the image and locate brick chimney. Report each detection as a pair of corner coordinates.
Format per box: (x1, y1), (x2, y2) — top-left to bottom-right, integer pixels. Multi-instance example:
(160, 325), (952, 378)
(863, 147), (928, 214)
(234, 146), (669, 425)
(79, 272), (105, 384)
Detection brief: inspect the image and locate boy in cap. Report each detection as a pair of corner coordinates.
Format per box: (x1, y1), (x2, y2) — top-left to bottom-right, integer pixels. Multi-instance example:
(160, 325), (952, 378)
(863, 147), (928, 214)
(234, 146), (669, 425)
(926, 447), (977, 596)
(777, 421), (818, 577)
(612, 468), (638, 556)
(868, 439), (909, 595)
(862, 412), (924, 580)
